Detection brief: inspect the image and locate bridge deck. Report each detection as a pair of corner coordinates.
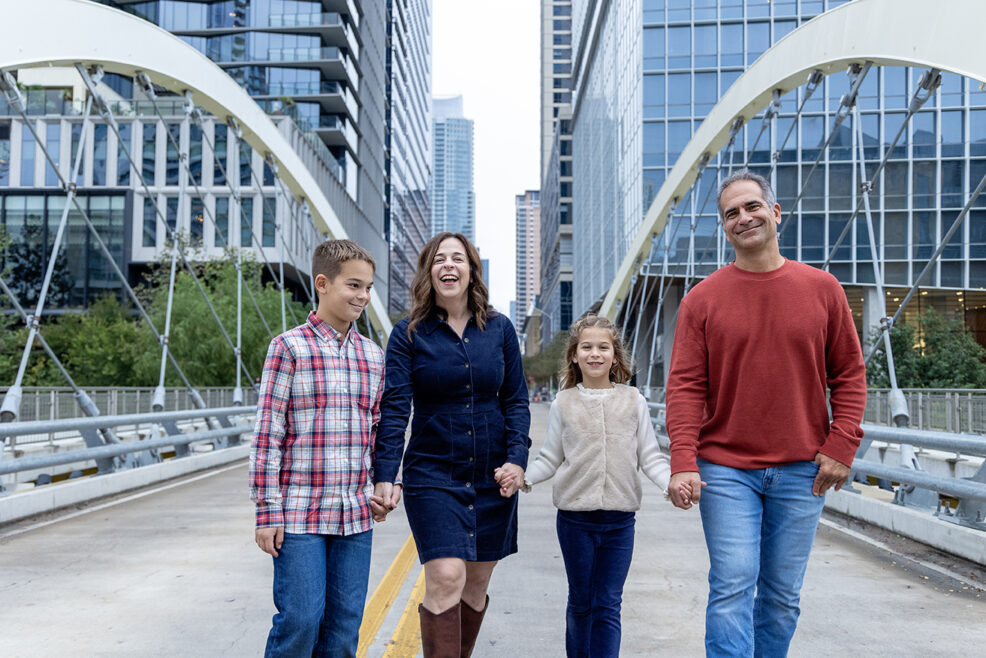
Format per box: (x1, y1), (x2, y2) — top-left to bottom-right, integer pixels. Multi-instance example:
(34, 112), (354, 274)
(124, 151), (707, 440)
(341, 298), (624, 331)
(1, 403), (984, 657)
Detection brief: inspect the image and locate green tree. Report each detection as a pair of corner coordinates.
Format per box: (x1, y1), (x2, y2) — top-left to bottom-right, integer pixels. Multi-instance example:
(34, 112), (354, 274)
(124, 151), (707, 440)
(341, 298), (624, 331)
(522, 331), (568, 388)
(867, 307), (986, 388)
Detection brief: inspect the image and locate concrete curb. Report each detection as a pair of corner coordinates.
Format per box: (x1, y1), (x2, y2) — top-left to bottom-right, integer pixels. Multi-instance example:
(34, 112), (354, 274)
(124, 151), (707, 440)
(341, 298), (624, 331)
(826, 488), (986, 566)
(0, 445), (250, 525)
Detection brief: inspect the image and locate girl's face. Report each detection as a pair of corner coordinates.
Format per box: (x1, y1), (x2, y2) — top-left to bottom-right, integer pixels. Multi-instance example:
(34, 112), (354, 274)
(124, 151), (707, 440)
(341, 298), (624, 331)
(573, 326), (616, 387)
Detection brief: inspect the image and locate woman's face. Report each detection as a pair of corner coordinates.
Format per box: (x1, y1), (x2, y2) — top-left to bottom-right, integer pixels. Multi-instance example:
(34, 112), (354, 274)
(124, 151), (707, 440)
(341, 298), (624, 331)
(430, 237), (471, 307)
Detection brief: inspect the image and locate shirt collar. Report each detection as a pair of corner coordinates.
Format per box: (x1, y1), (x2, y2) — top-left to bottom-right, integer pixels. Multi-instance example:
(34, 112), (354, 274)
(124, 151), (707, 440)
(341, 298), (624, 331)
(308, 310), (355, 346)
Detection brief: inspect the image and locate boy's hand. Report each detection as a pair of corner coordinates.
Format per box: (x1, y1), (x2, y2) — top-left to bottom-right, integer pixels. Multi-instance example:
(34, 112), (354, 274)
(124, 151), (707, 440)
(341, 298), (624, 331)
(371, 482), (403, 522)
(494, 463), (525, 498)
(255, 527), (284, 557)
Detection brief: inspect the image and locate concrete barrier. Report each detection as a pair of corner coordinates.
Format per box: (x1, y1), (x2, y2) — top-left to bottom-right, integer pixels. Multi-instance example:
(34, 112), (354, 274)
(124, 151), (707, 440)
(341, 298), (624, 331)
(826, 487), (986, 566)
(0, 445), (249, 525)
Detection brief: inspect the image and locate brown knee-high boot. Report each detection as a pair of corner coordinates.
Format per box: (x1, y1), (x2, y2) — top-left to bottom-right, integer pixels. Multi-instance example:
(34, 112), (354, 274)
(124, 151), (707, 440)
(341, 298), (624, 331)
(419, 602), (461, 658)
(459, 595), (489, 658)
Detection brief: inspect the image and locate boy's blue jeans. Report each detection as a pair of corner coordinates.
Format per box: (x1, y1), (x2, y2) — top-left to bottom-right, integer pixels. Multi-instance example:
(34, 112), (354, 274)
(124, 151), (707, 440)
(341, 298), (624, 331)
(697, 459), (825, 658)
(264, 530), (372, 658)
(556, 509), (635, 658)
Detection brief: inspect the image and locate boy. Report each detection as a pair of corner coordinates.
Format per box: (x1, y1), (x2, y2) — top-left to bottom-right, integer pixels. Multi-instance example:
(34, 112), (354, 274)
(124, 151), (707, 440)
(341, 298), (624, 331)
(250, 239), (397, 657)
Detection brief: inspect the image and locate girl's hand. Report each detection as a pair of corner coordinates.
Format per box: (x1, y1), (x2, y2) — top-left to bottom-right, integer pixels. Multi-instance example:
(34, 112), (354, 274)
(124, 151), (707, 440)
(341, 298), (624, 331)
(494, 463), (525, 498)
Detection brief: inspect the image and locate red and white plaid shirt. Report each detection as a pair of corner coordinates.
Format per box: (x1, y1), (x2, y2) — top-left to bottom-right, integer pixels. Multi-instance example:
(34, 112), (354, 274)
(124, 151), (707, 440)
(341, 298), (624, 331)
(249, 311), (385, 535)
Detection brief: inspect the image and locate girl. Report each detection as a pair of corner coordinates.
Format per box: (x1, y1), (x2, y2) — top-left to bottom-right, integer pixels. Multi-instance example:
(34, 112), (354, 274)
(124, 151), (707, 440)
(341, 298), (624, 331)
(507, 314), (672, 657)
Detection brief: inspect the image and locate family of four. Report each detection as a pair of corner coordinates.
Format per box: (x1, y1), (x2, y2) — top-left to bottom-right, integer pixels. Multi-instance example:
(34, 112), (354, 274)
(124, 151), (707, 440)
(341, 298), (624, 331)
(248, 171), (867, 657)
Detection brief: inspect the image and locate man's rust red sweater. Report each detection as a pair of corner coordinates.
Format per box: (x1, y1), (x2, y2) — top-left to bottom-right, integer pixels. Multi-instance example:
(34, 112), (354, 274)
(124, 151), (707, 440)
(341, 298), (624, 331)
(666, 260), (867, 473)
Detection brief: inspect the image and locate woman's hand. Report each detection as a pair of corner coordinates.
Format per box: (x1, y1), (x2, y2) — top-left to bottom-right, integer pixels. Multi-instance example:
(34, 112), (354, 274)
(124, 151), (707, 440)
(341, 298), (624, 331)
(371, 482), (403, 521)
(494, 463), (525, 498)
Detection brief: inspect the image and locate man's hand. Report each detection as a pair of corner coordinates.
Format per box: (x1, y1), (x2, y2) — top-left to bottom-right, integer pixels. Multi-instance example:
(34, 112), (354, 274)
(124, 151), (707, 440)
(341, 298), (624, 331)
(494, 463), (525, 498)
(668, 471), (705, 510)
(370, 482), (403, 522)
(255, 526), (284, 557)
(812, 452), (850, 496)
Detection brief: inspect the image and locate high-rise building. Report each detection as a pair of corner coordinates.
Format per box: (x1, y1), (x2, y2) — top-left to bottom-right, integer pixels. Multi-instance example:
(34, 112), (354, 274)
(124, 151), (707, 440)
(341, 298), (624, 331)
(386, 0), (433, 315)
(105, 0), (387, 288)
(431, 95), (475, 241)
(539, 0), (574, 347)
(515, 190), (541, 334)
(570, 0), (986, 347)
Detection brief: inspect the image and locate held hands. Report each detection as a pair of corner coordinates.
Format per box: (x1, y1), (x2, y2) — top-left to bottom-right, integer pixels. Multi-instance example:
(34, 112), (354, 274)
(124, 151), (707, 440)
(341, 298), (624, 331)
(493, 462), (526, 498)
(812, 452), (850, 496)
(370, 482), (404, 522)
(255, 526), (284, 557)
(668, 471), (706, 510)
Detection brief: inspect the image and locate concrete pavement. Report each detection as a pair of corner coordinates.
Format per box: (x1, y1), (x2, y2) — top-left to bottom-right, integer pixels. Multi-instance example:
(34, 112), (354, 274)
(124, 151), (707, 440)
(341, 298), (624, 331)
(1, 402), (985, 656)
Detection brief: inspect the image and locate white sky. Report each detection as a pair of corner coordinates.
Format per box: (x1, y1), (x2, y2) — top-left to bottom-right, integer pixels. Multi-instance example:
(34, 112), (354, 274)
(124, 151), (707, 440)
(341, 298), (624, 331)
(431, 0), (542, 314)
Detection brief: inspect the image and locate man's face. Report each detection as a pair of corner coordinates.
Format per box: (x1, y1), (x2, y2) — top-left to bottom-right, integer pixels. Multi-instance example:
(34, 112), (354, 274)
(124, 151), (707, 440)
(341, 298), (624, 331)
(719, 180), (782, 255)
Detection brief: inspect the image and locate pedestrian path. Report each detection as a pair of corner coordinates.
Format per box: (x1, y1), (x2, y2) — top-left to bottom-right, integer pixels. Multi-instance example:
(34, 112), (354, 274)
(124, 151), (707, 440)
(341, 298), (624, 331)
(1, 403), (984, 656)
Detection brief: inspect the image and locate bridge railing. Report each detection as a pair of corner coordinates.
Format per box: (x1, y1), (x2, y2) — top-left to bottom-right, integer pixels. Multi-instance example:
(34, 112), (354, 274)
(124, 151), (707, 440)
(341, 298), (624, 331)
(0, 387), (260, 448)
(644, 387), (986, 435)
(647, 400), (986, 532)
(0, 406), (256, 494)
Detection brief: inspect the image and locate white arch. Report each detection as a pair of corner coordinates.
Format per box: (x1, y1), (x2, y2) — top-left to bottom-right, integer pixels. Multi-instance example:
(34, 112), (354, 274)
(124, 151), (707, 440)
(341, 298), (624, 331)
(0, 0), (393, 340)
(601, 0), (986, 319)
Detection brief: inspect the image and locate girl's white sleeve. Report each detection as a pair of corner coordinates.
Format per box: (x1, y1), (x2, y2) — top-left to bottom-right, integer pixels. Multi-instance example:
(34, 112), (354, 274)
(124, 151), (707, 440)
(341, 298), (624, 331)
(525, 400), (565, 486)
(637, 394), (671, 492)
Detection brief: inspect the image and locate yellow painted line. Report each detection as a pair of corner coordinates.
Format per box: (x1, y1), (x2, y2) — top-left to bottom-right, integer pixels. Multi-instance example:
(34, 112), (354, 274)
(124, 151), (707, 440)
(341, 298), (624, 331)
(357, 534), (418, 657)
(382, 567), (427, 658)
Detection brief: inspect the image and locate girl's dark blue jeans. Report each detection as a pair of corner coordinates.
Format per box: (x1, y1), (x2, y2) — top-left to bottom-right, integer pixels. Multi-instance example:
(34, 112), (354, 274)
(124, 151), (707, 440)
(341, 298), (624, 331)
(556, 509), (636, 658)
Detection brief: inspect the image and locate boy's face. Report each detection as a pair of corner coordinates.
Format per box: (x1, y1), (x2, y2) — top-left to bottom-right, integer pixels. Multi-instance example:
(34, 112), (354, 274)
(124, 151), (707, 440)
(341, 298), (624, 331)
(315, 259), (374, 334)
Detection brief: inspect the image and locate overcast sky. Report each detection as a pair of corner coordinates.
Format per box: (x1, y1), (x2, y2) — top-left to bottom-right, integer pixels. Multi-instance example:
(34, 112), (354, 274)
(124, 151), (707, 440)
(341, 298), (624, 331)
(431, 0), (541, 315)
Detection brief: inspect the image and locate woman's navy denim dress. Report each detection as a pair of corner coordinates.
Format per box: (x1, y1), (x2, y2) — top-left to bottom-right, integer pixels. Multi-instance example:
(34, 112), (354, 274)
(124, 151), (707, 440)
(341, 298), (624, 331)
(376, 312), (531, 563)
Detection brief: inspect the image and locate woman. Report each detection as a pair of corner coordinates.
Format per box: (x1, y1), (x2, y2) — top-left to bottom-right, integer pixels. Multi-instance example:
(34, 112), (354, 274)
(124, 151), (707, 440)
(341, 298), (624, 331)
(374, 232), (531, 657)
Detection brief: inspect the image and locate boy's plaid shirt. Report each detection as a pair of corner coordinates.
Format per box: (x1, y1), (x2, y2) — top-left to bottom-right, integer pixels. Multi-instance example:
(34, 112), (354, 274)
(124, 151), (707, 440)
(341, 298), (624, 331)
(249, 311), (385, 535)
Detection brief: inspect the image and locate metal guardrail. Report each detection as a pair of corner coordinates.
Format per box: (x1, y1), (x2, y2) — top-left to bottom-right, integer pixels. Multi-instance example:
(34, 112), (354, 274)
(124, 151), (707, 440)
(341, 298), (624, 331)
(647, 401), (986, 531)
(645, 387), (986, 435)
(0, 406), (256, 493)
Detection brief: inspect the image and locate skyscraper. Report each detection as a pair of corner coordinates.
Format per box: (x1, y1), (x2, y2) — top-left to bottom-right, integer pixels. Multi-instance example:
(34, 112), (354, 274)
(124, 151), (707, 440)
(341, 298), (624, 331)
(431, 95), (475, 241)
(539, 0), (574, 346)
(515, 190), (541, 333)
(386, 0), (433, 314)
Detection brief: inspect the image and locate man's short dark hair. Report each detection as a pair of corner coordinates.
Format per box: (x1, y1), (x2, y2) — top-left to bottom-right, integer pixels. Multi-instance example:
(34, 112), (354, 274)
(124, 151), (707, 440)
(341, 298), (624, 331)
(716, 170), (776, 218)
(312, 239), (375, 282)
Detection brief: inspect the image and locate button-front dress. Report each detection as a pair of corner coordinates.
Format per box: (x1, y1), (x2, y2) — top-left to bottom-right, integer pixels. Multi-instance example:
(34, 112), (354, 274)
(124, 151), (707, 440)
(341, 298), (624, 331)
(375, 311), (531, 563)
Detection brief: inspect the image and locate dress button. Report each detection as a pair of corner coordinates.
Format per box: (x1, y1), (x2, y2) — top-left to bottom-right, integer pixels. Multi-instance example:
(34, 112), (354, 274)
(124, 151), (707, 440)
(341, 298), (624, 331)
(464, 337), (469, 343)
(465, 363), (470, 369)
(468, 504), (474, 510)
(469, 532), (474, 537)
(465, 482), (471, 488)
(465, 403), (470, 408)
(466, 384), (471, 389)
(469, 457), (474, 462)
(467, 430), (472, 435)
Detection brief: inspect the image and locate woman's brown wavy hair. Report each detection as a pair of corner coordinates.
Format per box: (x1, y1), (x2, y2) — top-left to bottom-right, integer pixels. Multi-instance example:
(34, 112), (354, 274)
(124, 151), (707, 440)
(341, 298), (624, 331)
(407, 232), (492, 337)
(559, 314), (633, 389)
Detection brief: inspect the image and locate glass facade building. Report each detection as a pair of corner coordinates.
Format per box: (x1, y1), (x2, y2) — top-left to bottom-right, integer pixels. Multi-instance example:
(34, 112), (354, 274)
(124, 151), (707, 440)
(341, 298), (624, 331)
(431, 95), (475, 241)
(538, 0), (574, 350)
(572, 0), (986, 344)
(386, 0), (432, 315)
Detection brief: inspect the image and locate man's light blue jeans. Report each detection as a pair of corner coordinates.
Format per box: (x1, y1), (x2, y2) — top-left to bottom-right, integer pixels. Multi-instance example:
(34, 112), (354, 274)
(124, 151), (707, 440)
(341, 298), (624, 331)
(264, 530), (372, 658)
(697, 459), (825, 658)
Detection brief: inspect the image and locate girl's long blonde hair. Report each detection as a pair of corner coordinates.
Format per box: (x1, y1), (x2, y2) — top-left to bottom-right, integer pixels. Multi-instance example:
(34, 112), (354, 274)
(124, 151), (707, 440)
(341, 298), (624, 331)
(558, 315), (633, 389)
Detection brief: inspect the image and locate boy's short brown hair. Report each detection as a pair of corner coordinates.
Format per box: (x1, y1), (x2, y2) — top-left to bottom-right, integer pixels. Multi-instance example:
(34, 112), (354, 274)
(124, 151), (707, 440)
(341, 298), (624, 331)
(312, 239), (376, 282)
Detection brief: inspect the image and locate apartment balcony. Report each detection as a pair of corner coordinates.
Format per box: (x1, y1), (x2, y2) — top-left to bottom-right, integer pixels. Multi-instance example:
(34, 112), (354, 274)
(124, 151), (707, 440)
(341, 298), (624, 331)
(252, 80), (358, 121)
(202, 46), (358, 90)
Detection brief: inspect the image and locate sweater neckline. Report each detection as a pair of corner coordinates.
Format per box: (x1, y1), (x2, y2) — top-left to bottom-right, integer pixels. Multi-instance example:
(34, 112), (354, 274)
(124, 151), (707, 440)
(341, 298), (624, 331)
(726, 258), (792, 281)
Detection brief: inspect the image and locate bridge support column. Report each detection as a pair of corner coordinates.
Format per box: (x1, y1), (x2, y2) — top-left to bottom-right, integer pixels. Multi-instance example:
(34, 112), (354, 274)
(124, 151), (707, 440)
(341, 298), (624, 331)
(660, 283), (682, 391)
(861, 285), (885, 350)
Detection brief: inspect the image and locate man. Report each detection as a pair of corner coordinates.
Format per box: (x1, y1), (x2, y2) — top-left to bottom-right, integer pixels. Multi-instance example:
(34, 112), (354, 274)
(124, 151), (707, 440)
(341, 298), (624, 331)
(665, 171), (867, 657)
